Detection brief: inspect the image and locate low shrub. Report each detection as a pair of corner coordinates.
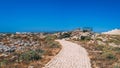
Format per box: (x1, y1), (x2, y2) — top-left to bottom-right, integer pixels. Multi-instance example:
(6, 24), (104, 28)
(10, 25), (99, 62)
(112, 47), (120, 53)
(102, 52), (116, 60)
(81, 36), (91, 41)
(59, 32), (71, 39)
(49, 42), (60, 48)
(95, 45), (105, 51)
(45, 35), (57, 42)
(36, 49), (45, 54)
(19, 50), (44, 62)
(96, 38), (103, 41)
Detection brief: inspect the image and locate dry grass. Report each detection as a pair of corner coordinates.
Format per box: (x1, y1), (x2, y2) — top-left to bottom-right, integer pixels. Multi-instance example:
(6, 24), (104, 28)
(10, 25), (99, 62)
(70, 35), (120, 68)
(0, 35), (62, 68)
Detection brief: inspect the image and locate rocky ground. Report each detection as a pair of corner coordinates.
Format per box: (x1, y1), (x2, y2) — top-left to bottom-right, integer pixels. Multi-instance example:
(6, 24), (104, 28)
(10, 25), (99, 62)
(0, 33), (61, 68)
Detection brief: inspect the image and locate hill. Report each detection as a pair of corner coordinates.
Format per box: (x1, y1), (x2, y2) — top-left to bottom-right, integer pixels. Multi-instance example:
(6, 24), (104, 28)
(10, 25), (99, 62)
(102, 29), (120, 35)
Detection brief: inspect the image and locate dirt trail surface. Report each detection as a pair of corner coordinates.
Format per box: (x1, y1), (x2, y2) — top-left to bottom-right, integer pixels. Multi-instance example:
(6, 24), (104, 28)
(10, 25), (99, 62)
(43, 40), (91, 68)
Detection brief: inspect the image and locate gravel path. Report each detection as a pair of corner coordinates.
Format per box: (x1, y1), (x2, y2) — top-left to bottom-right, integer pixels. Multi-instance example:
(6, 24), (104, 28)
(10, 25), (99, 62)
(44, 40), (91, 68)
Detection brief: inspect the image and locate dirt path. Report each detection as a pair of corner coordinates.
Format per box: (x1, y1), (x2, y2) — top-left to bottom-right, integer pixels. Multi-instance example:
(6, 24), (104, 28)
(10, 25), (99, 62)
(43, 40), (91, 68)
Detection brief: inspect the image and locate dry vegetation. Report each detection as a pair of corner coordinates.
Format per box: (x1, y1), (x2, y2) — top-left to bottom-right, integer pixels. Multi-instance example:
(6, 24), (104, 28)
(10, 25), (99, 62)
(70, 34), (120, 68)
(0, 34), (61, 68)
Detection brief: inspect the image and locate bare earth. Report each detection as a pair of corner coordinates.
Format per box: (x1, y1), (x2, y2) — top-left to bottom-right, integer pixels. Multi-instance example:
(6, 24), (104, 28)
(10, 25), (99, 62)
(43, 39), (91, 68)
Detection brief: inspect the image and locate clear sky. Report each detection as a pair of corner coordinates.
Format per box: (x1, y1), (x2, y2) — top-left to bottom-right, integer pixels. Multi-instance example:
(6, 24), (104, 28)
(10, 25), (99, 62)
(0, 0), (120, 32)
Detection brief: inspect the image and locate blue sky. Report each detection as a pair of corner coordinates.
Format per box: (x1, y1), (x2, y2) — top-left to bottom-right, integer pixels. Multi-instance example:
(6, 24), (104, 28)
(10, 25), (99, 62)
(0, 0), (120, 32)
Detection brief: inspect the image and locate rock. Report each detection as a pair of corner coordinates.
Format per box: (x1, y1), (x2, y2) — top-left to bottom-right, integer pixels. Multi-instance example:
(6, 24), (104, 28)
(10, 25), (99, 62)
(0, 48), (3, 52)
(0, 45), (11, 52)
(0, 53), (8, 57)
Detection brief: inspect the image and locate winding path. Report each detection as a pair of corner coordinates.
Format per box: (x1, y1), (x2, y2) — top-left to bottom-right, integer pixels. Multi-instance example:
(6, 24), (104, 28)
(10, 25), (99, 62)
(44, 40), (91, 68)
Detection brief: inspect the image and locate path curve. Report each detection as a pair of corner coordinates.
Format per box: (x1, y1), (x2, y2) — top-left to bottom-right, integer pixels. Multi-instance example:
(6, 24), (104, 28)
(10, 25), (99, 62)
(44, 39), (91, 68)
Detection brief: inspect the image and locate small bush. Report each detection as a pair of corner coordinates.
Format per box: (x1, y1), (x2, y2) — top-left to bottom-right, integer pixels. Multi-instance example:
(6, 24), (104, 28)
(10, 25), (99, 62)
(49, 42), (60, 48)
(45, 35), (57, 42)
(59, 32), (71, 39)
(19, 50), (43, 62)
(36, 49), (45, 54)
(113, 47), (120, 53)
(102, 52), (116, 60)
(95, 45), (105, 51)
(96, 38), (103, 41)
(81, 36), (91, 41)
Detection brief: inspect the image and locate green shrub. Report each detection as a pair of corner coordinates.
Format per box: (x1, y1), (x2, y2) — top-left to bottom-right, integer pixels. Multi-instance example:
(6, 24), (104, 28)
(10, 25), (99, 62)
(49, 42), (60, 48)
(95, 45), (105, 51)
(96, 38), (103, 41)
(81, 36), (91, 41)
(45, 35), (57, 42)
(36, 49), (45, 54)
(59, 32), (71, 39)
(19, 50), (43, 62)
(102, 52), (116, 60)
(113, 47), (120, 53)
